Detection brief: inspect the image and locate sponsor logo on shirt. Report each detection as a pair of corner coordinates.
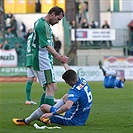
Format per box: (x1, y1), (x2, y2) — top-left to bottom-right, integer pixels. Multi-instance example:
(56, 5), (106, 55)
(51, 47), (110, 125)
(68, 94), (74, 98)
(83, 104), (92, 112)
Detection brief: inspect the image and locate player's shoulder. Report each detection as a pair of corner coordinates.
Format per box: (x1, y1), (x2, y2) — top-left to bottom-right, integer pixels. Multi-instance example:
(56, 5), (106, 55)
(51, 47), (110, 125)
(34, 17), (46, 27)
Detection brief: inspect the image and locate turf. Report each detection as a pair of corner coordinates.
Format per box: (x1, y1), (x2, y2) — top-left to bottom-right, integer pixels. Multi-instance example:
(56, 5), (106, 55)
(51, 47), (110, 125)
(0, 81), (133, 133)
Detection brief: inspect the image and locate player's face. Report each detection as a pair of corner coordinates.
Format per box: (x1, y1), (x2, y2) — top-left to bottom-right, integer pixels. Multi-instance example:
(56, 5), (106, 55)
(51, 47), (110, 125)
(49, 12), (63, 26)
(64, 80), (75, 87)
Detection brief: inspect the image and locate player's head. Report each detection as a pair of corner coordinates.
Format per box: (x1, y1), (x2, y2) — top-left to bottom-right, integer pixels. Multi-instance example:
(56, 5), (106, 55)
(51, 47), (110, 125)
(62, 69), (78, 87)
(47, 6), (64, 26)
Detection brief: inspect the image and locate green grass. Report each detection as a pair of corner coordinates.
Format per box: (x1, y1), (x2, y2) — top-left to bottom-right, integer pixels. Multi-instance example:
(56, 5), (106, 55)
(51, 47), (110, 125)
(0, 81), (133, 133)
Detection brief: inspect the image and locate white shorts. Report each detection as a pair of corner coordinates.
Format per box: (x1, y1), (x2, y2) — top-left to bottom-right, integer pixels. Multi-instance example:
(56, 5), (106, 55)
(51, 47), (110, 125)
(27, 67), (35, 78)
(34, 69), (56, 87)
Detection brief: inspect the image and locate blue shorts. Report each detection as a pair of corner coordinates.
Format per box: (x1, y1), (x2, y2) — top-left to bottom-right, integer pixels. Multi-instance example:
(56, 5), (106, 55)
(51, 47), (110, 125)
(104, 76), (116, 88)
(50, 107), (78, 126)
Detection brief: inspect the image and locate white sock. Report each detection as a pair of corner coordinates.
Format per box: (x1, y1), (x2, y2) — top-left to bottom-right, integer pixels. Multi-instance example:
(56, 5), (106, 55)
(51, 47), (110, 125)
(102, 67), (108, 73)
(54, 99), (64, 108)
(106, 70), (116, 75)
(25, 108), (43, 124)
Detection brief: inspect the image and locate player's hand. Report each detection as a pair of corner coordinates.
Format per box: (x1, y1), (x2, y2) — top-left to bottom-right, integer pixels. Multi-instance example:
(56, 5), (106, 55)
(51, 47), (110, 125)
(60, 55), (68, 64)
(41, 113), (53, 119)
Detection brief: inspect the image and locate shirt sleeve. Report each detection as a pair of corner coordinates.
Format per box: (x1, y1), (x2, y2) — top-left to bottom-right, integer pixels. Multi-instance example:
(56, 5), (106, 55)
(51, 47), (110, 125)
(35, 21), (51, 48)
(120, 82), (124, 88)
(68, 89), (79, 103)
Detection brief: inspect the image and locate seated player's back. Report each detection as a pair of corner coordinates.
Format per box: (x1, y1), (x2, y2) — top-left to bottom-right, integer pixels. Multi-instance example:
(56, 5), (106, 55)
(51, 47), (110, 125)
(65, 77), (92, 125)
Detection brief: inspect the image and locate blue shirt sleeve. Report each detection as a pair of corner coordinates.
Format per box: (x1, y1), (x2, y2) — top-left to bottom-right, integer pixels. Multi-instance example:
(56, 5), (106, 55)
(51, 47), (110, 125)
(115, 79), (124, 88)
(68, 89), (79, 103)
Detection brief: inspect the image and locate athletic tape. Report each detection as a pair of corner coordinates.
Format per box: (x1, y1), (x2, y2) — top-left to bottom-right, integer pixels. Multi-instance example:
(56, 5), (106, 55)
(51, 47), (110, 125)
(34, 123), (61, 130)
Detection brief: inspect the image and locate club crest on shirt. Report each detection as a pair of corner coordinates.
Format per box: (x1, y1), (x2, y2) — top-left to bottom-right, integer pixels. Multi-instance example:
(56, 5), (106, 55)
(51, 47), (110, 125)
(76, 80), (87, 90)
(77, 84), (83, 90)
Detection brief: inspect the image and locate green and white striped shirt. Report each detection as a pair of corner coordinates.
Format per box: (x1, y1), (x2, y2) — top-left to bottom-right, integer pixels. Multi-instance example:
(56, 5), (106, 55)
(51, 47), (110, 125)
(32, 17), (54, 71)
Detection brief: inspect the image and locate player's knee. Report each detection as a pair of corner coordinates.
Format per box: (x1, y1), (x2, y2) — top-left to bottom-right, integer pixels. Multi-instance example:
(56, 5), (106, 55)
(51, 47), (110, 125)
(40, 104), (46, 111)
(46, 83), (57, 91)
(54, 87), (57, 91)
(28, 77), (34, 82)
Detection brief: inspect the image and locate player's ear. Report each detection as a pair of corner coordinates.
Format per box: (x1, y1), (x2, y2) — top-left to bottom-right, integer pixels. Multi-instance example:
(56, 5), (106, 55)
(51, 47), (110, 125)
(71, 81), (76, 86)
(51, 12), (56, 17)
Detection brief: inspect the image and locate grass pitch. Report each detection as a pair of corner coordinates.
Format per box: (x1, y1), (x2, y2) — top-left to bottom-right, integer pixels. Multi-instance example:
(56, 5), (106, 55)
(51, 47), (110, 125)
(0, 81), (132, 133)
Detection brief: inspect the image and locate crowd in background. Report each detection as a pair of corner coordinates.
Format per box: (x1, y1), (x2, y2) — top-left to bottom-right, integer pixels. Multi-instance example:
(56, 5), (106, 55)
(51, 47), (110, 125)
(0, 7), (29, 66)
(0, 6), (63, 66)
(0, 0), (132, 67)
(70, 1), (113, 47)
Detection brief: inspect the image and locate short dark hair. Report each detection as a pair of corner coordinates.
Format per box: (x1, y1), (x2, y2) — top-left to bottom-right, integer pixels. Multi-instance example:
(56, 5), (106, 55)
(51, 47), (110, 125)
(48, 6), (64, 17)
(62, 69), (77, 83)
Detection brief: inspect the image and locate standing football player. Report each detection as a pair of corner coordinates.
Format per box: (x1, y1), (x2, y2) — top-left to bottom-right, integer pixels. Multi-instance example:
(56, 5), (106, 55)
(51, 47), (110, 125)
(25, 32), (37, 105)
(31, 6), (68, 107)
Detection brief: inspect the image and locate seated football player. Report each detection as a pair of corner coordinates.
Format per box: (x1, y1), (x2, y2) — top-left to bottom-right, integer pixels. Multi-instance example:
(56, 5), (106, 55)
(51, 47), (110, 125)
(99, 60), (126, 88)
(12, 63), (93, 126)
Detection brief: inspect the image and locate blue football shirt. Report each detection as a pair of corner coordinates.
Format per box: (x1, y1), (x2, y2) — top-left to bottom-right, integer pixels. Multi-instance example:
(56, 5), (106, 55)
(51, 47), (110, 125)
(50, 77), (92, 126)
(64, 77), (93, 125)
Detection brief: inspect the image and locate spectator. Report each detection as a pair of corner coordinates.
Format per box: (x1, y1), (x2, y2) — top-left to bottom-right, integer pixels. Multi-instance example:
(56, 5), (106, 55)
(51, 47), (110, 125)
(102, 20), (110, 29)
(81, 18), (89, 28)
(71, 20), (76, 29)
(0, 10), (4, 34)
(90, 21), (96, 29)
(76, 2), (83, 26)
(128, 20), (133, 55)
(90, 21), (97, 45)
(102, 20), (112, 46)
(5, 12), (13, 30)
(70, 20), (77, 46)
(19, 22), (26, 42)
(54, 37), (62, 53)
(5, 11), (13, 19)
(81, 1), (88, 15)
(0, 8), (4, 38)
(2, 40), (10, 50)
(0, 6), (3, 12)
(81, 18), (89, 46)
(35, 0), (41, 13)
(78, 10), (82, 24)
(10, 16), (18, 37)
(5, 28), (15, 38)
(84, 1), (88, 12)
(15, 44), (22, 66)
(25, 29), (33, 40)
(128, 20), (133, 47)
(78, 1), (87, 20)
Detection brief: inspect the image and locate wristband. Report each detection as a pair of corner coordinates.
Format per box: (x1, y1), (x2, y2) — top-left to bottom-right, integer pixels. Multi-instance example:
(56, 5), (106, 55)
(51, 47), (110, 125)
(53, 111), (58, 115)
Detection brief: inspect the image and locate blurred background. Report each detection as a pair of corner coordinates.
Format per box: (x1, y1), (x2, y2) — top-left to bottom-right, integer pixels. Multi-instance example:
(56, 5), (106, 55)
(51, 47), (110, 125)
(0, 0), (133, 81)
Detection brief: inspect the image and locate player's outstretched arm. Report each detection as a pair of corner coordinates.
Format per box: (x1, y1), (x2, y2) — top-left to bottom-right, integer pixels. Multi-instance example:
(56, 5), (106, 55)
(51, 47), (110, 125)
(46, 45), (68, 63)
(62, 63), (71, 71)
